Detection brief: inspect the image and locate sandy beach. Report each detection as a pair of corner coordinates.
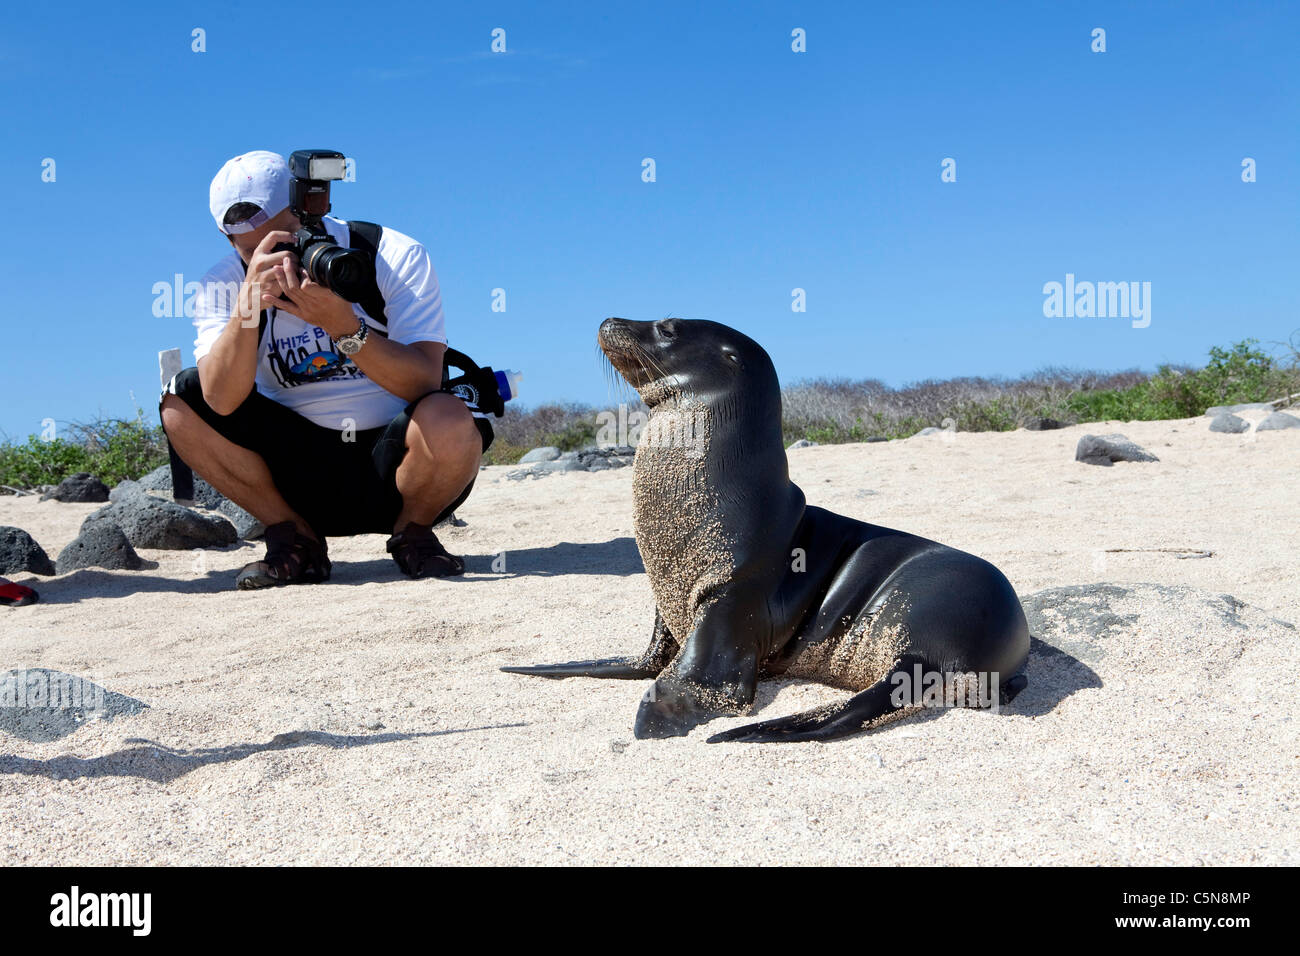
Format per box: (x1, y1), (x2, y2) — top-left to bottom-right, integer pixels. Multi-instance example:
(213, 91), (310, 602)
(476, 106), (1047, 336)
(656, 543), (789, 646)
(2, 413), (1297, 866)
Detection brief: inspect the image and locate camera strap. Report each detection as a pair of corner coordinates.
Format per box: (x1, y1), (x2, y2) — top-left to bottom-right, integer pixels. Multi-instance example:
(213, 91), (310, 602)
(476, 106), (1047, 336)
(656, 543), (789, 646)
(342, 220), (389, 332)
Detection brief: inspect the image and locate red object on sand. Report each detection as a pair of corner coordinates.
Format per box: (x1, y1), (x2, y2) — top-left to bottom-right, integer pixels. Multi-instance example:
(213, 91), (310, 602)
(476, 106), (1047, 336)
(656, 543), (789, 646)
(0, 578), (39, 607)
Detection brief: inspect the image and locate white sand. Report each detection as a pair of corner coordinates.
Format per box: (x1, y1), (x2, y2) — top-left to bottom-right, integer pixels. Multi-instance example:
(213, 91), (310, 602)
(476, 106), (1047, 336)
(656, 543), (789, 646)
(2, 413), (1297, 865)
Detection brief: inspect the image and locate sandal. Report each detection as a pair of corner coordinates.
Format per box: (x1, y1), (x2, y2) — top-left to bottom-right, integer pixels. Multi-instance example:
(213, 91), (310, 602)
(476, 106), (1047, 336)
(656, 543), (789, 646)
(235, 521), (331, 590)
(386, 522), (465, 579)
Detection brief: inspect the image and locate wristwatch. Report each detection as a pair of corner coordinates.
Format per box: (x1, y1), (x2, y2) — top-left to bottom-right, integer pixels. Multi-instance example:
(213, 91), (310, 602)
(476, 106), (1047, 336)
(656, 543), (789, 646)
(334, 316), (369, 356)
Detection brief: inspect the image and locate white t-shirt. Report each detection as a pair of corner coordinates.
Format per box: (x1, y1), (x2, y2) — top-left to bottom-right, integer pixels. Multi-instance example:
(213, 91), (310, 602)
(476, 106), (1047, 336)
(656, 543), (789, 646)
(192, 216), (447, 431)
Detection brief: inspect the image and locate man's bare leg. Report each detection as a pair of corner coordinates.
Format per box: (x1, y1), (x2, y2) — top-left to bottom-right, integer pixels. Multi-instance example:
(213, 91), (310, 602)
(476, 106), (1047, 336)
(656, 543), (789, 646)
(392, 392), (482, 531)
(159, 394), (319, 541)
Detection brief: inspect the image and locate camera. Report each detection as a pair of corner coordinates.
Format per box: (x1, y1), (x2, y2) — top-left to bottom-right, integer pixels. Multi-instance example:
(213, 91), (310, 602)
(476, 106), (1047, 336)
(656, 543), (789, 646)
(271, 149), (372, 302)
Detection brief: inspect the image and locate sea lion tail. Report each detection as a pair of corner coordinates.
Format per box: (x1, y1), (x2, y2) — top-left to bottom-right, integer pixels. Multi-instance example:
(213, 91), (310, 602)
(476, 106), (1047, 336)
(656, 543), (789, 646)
(706, 659), (924, 744)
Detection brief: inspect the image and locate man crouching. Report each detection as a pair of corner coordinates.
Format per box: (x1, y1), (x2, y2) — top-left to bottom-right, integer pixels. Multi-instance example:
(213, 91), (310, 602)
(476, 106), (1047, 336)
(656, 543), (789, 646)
(160, 150), (491, 588)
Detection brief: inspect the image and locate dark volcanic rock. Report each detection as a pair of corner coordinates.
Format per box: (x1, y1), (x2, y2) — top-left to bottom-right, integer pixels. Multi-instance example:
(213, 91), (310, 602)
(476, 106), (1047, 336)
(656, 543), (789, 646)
(0, 526), (56, 576)
(1208, 412), (1250, 434)
(109, 479), (145, 502)
(122, 471), (261, 539)
(216, 498), (264, 540)
(1204, 402), (1275, 417)
(507, 444), (638, 480)
(1024, 417), (1065, 431)
(1075, 433), (1159, 467)
(0, 668), (148, 742)
(56, 522), (146, 573)
(137, 464), (225, 508)
(39, 472), (109, 503)
(1256, 411), (1300, 432)
(82, 495), (236, 550)
(519, 446), (561, 463)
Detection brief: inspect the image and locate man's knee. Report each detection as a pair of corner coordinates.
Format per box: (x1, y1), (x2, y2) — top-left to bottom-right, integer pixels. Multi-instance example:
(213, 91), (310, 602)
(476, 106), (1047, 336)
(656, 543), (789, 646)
(408, 393), (481, 459)
(159, 367), (202, 428)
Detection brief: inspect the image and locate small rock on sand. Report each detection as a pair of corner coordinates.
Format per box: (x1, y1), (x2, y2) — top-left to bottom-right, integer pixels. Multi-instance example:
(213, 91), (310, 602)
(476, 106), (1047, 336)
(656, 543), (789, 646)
(1024, 418), (1065, 431)
(1204, 402), (1275, 417)
(0, 668), (148, 742)
(137, 465), (225, 509)
(508, 445), (636, 479)
(1208, 412), (1250, 434)
(56, 522), (147, 573)
(82, 495), (237, 550)
(1075, 433), (1159, 466)
(519, 446), (561, 463)
(1256, 411), (1300, 432)
(0, 526), (56, 576)
(40, 472), (109, 503)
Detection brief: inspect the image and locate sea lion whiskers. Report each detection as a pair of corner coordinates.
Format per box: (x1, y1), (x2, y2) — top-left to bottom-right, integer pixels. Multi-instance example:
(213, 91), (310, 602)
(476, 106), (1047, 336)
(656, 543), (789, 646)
(602, 334), (683, 407)
(597, 343), (637, 405)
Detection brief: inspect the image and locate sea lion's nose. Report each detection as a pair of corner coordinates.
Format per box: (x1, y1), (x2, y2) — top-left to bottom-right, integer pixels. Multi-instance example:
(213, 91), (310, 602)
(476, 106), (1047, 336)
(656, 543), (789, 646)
(598, 316), (632, 345)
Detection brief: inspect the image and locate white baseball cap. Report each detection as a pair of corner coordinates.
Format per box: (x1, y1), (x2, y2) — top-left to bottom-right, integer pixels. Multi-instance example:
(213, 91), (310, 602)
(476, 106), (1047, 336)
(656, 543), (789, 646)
(209, 150), (292, 234)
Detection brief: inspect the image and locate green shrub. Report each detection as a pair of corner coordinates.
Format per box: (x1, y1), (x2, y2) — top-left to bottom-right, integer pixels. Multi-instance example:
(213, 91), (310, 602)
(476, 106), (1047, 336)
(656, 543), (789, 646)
(1146, 340), (1289, 417)
(541, 418), (598, 452)
(0, 410), (169, 490)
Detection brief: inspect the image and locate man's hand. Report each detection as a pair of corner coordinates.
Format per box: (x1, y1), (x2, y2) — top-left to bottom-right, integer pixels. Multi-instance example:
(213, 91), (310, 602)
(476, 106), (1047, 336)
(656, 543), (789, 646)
(266, 256), (359, 339)
(238, 230), (296, 325)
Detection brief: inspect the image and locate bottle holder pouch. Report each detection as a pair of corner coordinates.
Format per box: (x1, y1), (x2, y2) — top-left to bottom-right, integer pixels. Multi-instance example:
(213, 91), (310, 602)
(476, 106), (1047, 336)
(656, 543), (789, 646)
(442, 347), (506, 418)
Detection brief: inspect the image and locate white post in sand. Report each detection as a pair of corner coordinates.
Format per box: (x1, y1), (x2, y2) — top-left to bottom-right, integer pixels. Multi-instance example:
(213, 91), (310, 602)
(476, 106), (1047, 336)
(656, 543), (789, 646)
(158, 348), (195, 505)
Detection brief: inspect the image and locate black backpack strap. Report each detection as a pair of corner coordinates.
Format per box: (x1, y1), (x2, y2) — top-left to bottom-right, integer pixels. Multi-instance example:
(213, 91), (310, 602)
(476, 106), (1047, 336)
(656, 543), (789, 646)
(345, 220), (388, 330)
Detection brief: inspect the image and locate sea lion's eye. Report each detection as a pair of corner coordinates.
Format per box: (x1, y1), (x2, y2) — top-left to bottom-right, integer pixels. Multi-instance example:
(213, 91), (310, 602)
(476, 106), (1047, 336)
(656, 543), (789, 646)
(726, 352), (740, 364)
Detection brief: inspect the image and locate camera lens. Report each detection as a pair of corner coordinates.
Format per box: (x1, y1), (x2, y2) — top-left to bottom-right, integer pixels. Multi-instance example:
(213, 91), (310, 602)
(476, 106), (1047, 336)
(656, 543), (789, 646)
(302, 243), (370, 303)
(321, 248), (369, 301)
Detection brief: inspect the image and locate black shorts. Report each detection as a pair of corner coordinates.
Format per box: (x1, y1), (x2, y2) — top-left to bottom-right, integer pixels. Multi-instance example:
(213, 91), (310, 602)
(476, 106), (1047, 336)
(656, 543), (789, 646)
(160, 367), (493, 537)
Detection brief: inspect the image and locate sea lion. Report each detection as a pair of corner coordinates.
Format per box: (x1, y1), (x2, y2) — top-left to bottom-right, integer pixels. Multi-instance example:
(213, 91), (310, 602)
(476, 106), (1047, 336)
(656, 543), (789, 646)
(502, 317), (1030, 743)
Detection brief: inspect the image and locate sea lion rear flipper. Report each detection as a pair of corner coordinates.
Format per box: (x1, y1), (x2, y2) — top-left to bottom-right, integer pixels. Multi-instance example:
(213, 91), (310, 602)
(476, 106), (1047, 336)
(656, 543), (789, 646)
(500, 611), (678, 681)
(706, 661), (921, 744)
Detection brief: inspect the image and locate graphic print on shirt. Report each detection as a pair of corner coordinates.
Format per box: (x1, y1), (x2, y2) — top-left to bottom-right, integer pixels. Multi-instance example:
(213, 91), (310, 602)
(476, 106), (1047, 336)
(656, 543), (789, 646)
(264, 314), (366, 389)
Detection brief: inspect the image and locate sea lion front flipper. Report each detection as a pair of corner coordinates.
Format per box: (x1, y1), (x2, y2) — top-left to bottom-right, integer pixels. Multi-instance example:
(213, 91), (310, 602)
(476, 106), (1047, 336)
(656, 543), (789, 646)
(500, 610), (677, 681)
(500, 658), (658, 679)
(634, 591), (765, 739)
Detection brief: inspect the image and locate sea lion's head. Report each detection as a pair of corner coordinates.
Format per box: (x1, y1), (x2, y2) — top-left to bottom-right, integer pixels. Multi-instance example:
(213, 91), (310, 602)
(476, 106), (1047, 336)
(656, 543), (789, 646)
(598, 317), (780, 413)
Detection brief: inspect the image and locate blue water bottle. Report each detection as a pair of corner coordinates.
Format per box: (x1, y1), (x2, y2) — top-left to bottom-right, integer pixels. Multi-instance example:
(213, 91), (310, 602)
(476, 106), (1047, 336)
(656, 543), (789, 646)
(494, 369), (523, 402)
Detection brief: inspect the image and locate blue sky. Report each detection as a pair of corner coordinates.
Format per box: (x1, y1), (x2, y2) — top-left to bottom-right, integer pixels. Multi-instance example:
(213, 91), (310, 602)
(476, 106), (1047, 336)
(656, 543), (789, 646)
(2, 0), (1296, 439)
